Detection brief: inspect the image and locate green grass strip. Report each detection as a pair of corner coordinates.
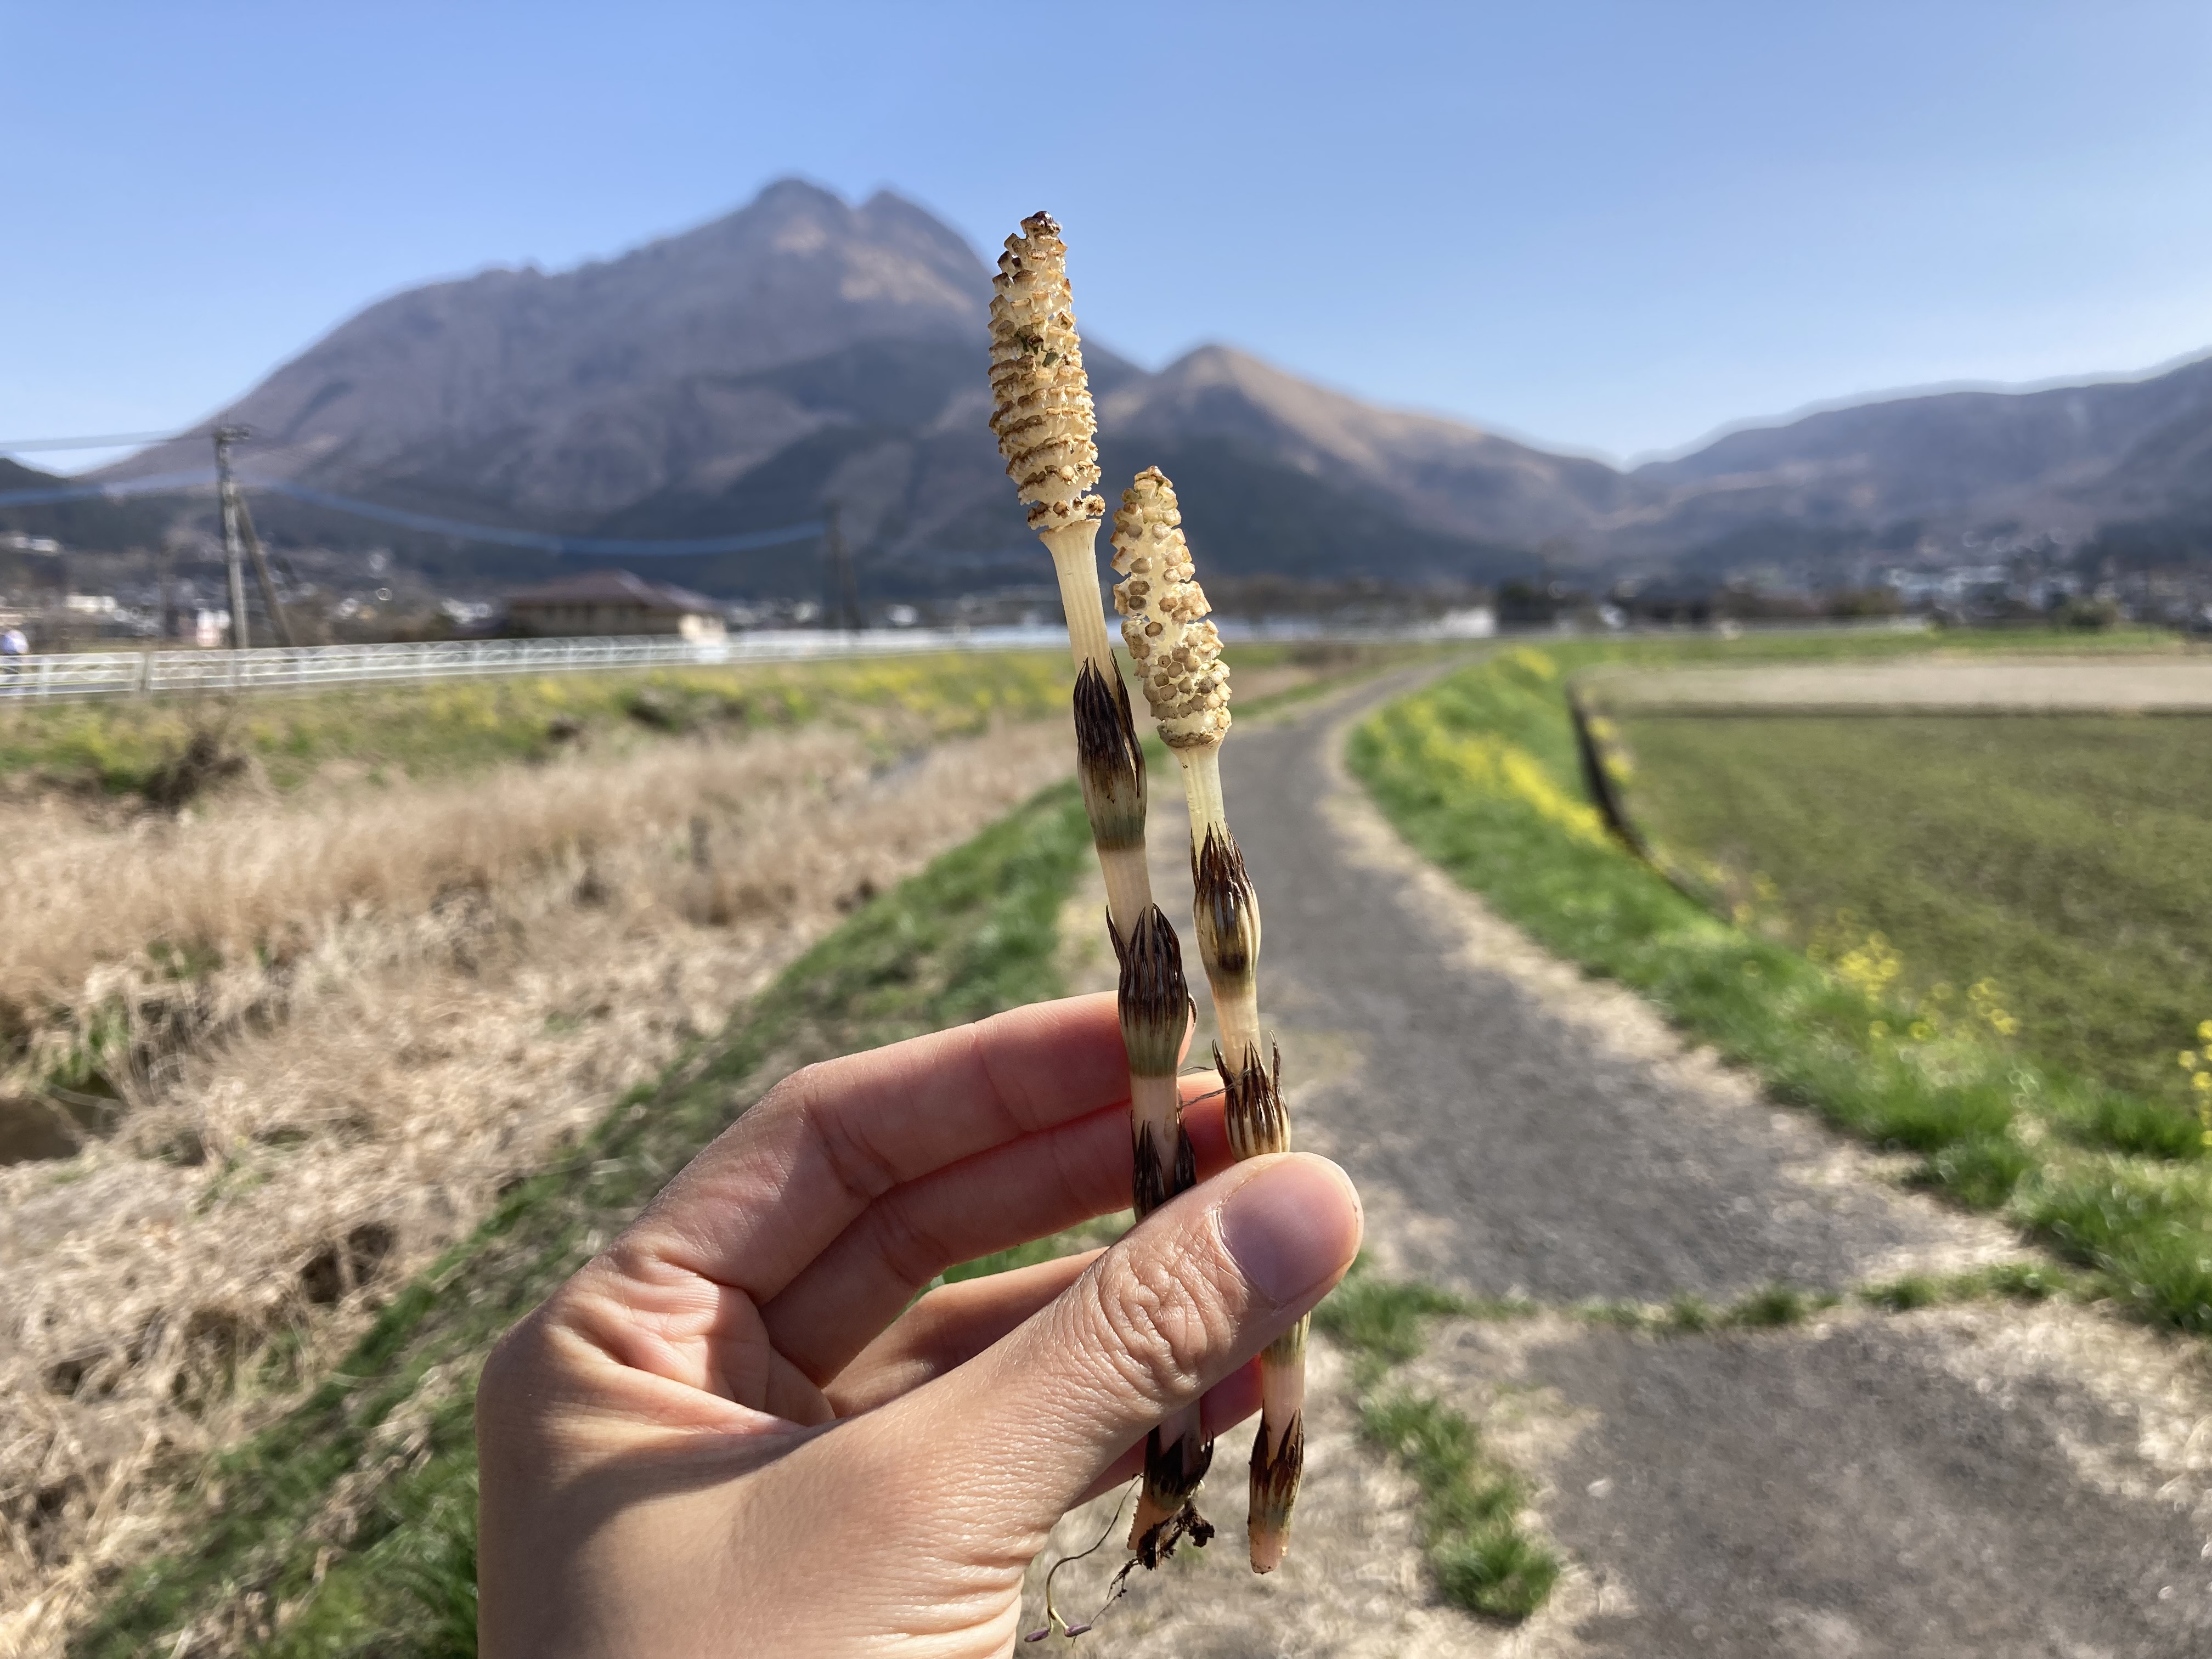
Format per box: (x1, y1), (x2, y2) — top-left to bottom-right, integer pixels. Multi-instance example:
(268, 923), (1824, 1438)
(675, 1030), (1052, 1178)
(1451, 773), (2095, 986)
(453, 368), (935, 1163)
(1312, 1267), (1560, 1621)
(1348, 644), (2212, 1336)
(74, 781), (1098, 1658)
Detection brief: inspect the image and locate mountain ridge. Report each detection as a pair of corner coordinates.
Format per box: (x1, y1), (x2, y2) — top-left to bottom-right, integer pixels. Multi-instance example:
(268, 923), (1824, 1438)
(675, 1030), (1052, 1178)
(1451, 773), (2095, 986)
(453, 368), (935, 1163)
(29, 178), (2208, 592)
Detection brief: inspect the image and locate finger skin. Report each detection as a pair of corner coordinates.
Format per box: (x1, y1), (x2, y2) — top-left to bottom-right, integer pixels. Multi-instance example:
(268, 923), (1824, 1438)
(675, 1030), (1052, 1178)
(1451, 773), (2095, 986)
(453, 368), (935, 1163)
(819, 1251), (1265, 1452)
(830, 1252), (1105, 1414)
(477, 1156), (1357, 1659)
(848, 1154), (1361, 1547)
(622, 994), (1136, 1306)
(769, 1074), (1228, 1386)
(831, 1246), (1265, 1499)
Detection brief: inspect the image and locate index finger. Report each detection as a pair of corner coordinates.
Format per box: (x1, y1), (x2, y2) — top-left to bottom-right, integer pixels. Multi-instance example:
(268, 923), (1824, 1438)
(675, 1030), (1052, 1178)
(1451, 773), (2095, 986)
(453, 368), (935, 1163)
(611, 993), (1148, 1305)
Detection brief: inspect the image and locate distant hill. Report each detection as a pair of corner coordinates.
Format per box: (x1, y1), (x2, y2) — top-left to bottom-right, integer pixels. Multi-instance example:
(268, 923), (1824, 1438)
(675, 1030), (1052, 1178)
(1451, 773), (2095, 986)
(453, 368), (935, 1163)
(94, 180), (1615, 596)
(65, 178), (2212, 594)
(0, 456), (172, 556)
(1621, 354), (2212, 570)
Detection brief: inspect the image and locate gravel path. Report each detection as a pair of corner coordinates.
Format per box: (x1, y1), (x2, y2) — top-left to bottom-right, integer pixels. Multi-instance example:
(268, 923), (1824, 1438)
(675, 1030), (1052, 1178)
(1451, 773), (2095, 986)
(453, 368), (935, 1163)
(1031, 665), (2212, 1658)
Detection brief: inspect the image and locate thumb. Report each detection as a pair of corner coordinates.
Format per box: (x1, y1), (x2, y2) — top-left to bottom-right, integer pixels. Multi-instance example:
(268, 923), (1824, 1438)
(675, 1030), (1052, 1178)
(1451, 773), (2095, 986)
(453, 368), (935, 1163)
(876, 1153), (1361, 1534)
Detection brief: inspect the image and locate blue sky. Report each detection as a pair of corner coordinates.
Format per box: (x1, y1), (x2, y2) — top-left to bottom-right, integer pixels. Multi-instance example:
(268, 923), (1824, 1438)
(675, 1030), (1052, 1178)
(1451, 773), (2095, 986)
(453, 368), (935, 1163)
(5, 1), (2208, 472)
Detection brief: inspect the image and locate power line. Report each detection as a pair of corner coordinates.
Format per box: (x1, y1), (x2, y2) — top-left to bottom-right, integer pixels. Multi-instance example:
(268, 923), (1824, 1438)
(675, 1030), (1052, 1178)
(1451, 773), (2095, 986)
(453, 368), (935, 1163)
(0, 430), (193, 453)
(0, 469), (213, 506)
(262, 481), (824, 556)
(0, 469), (823, 557)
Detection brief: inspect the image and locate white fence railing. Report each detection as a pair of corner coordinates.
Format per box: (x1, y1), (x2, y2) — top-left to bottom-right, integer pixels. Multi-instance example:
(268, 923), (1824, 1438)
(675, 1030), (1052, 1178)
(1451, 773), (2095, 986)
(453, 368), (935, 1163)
(0, 628), (1076, 702)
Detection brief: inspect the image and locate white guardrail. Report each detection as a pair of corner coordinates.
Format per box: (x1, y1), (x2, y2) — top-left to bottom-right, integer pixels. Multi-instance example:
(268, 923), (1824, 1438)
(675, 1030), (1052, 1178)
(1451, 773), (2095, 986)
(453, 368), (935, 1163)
(0, 615), (1931, 703)
(0, 628), (1081, 702)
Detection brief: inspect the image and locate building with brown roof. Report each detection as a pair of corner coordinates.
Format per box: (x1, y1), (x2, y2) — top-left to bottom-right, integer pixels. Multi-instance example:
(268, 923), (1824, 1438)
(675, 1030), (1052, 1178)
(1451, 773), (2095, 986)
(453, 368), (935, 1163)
(504, 569), (726, 640)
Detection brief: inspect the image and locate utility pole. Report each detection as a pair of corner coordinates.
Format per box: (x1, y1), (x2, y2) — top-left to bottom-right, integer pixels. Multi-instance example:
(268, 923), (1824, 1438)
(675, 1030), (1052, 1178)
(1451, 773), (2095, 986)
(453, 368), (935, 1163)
(156, 540), (177, 640)
(822, 501), (862, 632)
(214, 427), (252, 650)
(213, 426), (295, 648)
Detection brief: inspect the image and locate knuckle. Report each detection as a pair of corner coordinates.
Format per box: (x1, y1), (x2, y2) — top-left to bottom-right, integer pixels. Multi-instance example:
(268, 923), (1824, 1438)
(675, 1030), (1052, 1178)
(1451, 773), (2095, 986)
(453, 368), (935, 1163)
(786, 1069), (901, 1210)
(1084, 1239), (1240, 1404)
(859, 1193), (951, 1292)
(475, 1310), (548, 1427)
(759, 1061), (827, 1124)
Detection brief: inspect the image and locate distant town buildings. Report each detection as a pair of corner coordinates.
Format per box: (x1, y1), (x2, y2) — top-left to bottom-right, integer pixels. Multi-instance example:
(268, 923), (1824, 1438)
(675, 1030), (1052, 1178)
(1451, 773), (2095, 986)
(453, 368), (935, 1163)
(504, 569), (727, 640)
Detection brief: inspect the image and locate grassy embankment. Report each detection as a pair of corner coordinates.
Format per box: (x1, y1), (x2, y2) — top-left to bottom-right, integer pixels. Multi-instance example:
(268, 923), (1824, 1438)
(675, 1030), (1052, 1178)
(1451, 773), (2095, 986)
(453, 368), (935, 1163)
(76, 780), (1099, 1657)
(0, 653), (1075, 794)
(69, 651), (1421, 1656)
(1350, 636), (2212, 1336)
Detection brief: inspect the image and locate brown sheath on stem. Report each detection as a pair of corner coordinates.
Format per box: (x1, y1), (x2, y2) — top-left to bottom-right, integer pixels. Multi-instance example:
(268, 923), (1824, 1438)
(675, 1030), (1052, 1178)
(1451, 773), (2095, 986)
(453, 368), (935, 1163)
(1114, 902), (1213, 1546)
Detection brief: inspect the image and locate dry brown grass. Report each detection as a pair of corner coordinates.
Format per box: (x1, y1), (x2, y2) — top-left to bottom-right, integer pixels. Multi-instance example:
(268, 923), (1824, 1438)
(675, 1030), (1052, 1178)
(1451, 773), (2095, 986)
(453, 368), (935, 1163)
(0, 718), (1068, 1657)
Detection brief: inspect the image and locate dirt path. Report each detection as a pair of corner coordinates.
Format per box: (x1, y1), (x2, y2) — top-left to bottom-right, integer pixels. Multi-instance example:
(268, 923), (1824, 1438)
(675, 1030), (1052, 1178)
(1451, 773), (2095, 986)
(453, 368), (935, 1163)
(1030, 667), (2212, 1658)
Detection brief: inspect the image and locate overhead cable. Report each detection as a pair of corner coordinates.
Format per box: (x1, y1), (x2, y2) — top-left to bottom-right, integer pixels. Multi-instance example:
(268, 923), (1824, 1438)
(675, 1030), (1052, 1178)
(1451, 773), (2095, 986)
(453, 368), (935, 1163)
(0, 471), (823, 557)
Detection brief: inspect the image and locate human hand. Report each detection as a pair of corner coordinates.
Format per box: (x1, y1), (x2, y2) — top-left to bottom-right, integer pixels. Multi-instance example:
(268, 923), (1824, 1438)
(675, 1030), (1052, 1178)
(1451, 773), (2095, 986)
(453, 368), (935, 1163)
(475, 992), (1362, 1657)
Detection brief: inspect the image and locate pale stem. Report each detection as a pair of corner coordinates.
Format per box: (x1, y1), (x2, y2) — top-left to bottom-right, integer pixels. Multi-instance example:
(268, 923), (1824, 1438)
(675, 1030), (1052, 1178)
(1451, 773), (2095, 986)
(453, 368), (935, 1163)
(1096, 845), (1154, 953)
(1260, 1320), (1306, 1428)
(1040, 521), (1116, 678)
(1175, 741), (1228, 844)
(1127, 1072), (1182, 1169)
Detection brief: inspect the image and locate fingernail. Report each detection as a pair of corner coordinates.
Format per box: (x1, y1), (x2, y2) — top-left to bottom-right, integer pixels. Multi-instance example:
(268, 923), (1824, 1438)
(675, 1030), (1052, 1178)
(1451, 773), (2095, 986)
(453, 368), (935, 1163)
(1218, 1157), (1356, 1305)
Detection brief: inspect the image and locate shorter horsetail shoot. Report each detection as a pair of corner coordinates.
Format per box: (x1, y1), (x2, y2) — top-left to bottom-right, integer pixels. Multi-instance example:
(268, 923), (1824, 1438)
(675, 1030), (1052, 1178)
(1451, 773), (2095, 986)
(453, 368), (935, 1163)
(1114, 465), (1305, 1573)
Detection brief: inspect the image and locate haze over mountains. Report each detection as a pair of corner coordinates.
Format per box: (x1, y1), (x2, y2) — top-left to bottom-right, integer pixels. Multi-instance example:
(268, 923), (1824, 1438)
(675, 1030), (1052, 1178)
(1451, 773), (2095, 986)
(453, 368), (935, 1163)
(24, 178), (2211, 596)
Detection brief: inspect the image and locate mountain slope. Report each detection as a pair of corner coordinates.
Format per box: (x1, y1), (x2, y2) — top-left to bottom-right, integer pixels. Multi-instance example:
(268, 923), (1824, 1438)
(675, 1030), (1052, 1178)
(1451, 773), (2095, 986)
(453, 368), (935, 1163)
(0, 458), (173, 555)
(1103, 345), (1635, 546)
(109, 180), (990, 524)
(1623, 354), (2212, 561)
(73, 176), (2212, 592)
(91, 182), (1617, 594)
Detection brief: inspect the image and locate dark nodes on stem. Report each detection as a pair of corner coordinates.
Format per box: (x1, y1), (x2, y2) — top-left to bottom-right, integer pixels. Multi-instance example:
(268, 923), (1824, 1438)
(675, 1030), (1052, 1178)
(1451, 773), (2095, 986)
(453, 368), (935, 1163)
(1074, 662), (1147, 853)
(1192, 825), (1259, 977)
(1219, 1041), (1288, 1161)
(1248, 1410), (1305, 1568)
(1142, 1423), (1216, 1508)
(1115, 904), (1190, 1079)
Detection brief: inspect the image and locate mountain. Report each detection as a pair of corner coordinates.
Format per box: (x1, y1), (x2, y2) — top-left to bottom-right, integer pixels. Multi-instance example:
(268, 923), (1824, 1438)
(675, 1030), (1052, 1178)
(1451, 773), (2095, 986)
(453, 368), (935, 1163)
(109, 180), (988, 522)
(93, 180), (1613, 596)
(1099, 346), (1633, 564)
(1621, 354), (2212, 569)
(0, 457), (172, 556)
(66, 178), (2212, 594)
